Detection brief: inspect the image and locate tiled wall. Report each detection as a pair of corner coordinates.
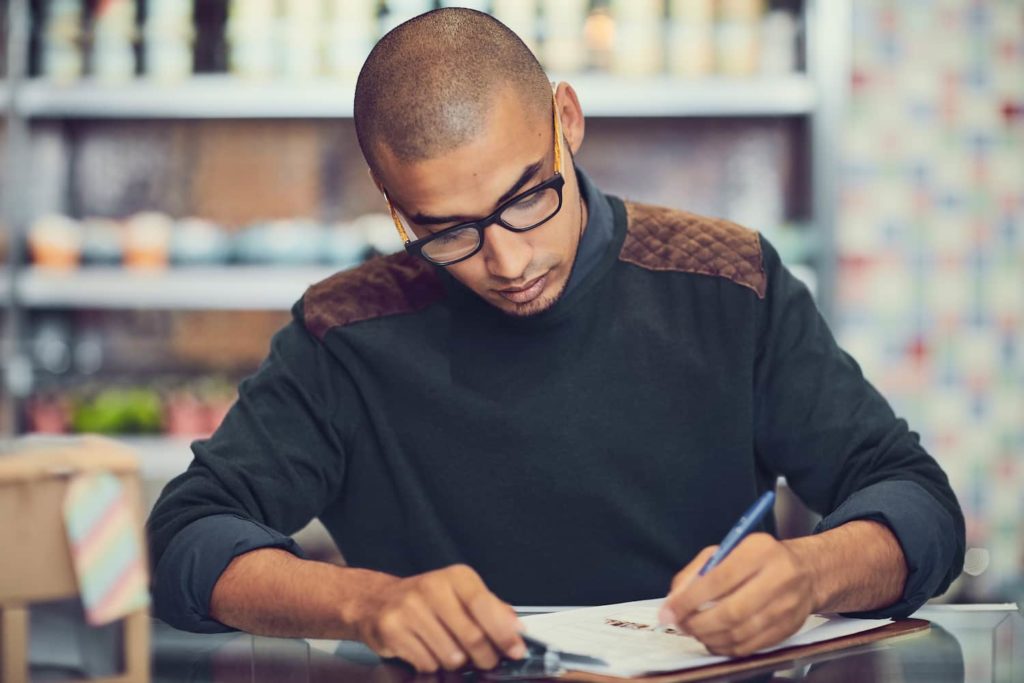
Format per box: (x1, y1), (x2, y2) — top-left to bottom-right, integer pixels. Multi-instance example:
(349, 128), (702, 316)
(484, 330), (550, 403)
(838, 0), (1023, 601)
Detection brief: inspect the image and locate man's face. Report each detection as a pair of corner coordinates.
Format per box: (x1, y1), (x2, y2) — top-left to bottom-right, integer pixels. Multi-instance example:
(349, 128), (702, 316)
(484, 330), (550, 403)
(374, 85), (587, 317)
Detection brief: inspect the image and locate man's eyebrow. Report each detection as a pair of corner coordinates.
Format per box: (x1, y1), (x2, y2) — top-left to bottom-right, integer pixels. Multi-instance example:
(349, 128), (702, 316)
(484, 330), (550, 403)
(410, 159), (544, 226)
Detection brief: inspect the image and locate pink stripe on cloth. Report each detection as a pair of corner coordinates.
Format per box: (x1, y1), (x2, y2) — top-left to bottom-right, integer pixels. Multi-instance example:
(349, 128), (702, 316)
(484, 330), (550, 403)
(72, 494), (127, 556)
(87, 557), (147, 625)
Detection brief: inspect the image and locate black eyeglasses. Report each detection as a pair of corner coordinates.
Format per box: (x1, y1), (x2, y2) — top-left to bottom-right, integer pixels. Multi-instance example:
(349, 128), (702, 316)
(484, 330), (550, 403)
(383, 94), (565, 267)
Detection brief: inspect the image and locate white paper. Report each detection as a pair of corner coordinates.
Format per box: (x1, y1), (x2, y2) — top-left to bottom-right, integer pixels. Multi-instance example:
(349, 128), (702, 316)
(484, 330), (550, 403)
(520, 598), (891, 677)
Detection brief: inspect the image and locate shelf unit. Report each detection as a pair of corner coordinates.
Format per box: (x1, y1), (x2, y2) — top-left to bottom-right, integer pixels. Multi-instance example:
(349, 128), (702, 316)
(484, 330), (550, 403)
(9, 73), (817, 119)
(1, 0), (850, 438)
(16, 265), (341, 310)
(2, 263), (818, 310)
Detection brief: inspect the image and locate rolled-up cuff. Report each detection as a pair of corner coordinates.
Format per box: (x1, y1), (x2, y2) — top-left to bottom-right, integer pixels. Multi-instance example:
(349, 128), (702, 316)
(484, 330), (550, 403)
(814, 480), (959, 619)
(152, 514), (306, 632)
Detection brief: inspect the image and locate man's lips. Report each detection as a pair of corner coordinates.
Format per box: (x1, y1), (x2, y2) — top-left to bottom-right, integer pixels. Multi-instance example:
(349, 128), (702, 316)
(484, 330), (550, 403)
(496, 274), (547, 304)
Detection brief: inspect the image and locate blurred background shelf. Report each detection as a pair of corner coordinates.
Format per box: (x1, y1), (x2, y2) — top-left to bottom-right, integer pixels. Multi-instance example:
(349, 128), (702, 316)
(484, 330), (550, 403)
(17, 266), (339, 310)
(14, 74), (816, 119)
(11, 263), (819, 310)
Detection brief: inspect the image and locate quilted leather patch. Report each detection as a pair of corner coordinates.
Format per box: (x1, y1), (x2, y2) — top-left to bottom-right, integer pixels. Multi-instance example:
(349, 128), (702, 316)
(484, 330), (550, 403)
(620, 201), (767, 299)
(303, 252), (447, 340)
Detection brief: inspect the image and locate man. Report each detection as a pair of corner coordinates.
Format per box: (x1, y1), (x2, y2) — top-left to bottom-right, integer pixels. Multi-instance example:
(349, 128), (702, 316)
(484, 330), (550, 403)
(147, 8), (964, 675)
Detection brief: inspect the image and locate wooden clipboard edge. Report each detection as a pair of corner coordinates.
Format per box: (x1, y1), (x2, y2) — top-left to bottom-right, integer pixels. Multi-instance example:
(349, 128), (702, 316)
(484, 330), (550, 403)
(560, 618), (931, 682)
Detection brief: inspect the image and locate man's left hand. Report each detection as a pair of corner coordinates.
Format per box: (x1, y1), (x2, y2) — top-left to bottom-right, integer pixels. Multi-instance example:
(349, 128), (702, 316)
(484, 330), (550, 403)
(659, 533), (816, 657)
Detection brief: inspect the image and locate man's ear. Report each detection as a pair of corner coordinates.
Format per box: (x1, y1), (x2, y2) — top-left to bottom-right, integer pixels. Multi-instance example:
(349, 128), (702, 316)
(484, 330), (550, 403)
(554, 82), (585, 156)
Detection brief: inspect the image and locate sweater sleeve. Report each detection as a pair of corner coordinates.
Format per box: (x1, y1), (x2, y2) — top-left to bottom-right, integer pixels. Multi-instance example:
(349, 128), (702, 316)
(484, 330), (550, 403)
(151, 514), (306, 632)
(752, 237), (965, 618)
(146, 304), (349, 630)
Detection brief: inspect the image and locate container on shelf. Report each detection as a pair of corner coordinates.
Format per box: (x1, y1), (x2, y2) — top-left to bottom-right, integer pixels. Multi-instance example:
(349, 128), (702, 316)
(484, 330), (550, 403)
(169, 217), (232, 265)
(42, 0), (85, 83)
(667, 0), (714, 78)
(759, 9), (799, 76)
(28, 215), (82, 270)
(280, 0), (326, 79)
(719, 0), (765, 22)
(226, 0), (277, 79)
(716, 0), (764, 77)
(90, 0), (138, 82)
(541, 0), (589, 73)
(326, 21), (378, 80)
(233, 220), (326, 265)
(123, 212), (172, 269)
(143, 0), (196, 82)
(583, 7), (614, 72)
(610, 0), (665, 77)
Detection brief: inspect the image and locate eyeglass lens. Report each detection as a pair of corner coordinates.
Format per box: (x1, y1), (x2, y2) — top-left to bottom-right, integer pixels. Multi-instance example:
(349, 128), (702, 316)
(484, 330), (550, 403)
(419, 186), (561, 263)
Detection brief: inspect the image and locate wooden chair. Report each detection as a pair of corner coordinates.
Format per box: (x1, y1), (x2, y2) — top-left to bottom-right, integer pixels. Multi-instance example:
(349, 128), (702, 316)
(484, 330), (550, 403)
(0, 436), (150, 683)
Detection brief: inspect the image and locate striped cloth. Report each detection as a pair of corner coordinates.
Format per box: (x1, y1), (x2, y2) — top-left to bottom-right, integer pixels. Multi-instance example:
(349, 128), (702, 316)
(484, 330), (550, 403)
(63, 472), (151, 626)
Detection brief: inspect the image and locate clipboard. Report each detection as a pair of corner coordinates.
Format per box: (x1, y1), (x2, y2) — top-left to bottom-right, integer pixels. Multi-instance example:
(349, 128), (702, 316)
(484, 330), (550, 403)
(552, 618), (930, 682)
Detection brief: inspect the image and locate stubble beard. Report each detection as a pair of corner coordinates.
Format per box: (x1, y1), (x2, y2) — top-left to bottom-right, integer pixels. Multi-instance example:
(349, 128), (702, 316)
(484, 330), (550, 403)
(500, 188), (586, 318)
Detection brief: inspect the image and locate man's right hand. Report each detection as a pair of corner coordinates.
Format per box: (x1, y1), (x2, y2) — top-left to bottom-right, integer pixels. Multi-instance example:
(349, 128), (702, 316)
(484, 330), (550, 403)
(351, 563), (527, 673)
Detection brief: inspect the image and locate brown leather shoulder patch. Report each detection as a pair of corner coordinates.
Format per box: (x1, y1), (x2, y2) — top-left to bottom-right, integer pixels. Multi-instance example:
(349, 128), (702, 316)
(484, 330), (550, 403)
(619, 201), (766, 299)
(302, 252), (446, 340)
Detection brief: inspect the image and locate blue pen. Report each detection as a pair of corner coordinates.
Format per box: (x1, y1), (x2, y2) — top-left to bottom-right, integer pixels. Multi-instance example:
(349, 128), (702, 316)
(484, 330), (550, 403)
(657, 490), (776, 630)
(698, 490), (776, 576)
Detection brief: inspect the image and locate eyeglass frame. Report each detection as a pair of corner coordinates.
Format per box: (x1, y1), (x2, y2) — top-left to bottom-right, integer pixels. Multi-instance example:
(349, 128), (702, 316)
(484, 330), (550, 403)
(381, 93), (565, 267)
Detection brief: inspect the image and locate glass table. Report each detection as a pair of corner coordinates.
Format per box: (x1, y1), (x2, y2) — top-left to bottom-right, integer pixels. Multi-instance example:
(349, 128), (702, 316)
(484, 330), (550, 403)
(28, 604), (1022, 682)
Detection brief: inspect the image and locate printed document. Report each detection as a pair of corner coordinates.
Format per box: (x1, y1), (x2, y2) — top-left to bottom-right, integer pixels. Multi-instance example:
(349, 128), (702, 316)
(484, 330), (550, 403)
(520, 599), (891, 677)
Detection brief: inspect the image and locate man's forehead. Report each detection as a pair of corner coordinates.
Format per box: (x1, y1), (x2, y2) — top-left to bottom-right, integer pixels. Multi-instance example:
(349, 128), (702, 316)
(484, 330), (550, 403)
(376, 106), (549, 219)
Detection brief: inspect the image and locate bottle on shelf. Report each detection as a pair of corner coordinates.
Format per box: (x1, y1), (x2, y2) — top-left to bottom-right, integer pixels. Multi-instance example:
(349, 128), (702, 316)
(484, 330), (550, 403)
(90, 0), (138, 82)
(142, 0), (195, 82)
(41, 0), (85, 83)
(540, 0), (589, 74)
(667, 0), (714, 78)
(716, 0), (763, 77)
(226, 0), (276, 79)
(759, 8), (799, 76)
(610, 0), (665, 77)
(326, 0), (380, 80)
(280, 0), (326, 80)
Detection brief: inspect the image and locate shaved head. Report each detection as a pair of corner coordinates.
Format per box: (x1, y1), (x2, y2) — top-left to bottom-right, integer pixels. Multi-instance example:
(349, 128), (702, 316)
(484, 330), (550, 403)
(353, 8), (552, 178)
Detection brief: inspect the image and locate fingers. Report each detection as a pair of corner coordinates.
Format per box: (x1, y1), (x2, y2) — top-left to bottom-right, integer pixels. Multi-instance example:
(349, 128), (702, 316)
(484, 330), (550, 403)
(374, 609), (443, 673)
(431, 580), (508, 669)
(364, 564), (523, 673)
(450, 566), (526, 665)
(660, 545), (717, 626)
(692, 572), (810, 656)
(665, 534), (775, 624)
(666, 535), (813, 657)
(682, 563), (777, 639)
(404, 594), (469, 671)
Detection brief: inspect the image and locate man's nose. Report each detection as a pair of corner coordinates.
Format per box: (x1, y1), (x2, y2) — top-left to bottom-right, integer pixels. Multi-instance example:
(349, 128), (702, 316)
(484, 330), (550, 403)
(482, 226), (533, 280)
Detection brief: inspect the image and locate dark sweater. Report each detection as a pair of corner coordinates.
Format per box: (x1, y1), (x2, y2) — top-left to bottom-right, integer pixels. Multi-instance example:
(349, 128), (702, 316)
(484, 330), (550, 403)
(147, 182), (964, 633)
